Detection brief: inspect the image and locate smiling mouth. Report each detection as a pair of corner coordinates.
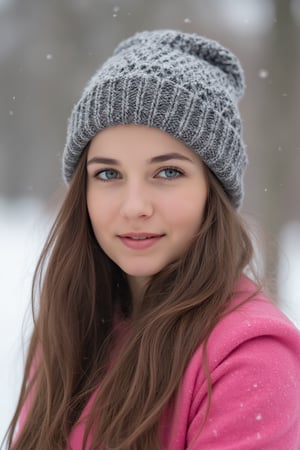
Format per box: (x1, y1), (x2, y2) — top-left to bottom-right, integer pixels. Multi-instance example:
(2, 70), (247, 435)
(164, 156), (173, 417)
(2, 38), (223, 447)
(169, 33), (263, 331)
(123, 235), (160, 240)
(119, 233), (164, 239)
(118, 234), (165, 249)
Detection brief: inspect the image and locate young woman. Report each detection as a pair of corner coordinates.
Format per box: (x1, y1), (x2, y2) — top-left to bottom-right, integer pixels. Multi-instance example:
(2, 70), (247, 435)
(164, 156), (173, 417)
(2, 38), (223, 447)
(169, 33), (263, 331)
(6, 29), (300, 450)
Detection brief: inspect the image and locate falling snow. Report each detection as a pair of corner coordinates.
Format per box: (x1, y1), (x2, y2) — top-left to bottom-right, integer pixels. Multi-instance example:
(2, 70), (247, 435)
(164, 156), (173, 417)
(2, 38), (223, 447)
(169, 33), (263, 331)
(112, 6), (120, 17)
(259, 69), (269, 79)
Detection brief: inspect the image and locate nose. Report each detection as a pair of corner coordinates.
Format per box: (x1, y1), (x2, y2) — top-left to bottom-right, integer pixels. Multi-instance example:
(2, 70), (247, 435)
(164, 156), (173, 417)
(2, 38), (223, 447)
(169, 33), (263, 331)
(119, 182), (154, 220)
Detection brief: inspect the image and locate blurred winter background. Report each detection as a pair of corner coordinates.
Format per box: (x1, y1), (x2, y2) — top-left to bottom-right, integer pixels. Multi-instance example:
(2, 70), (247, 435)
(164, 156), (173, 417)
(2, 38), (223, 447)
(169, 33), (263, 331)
(1, 0), (300, 442)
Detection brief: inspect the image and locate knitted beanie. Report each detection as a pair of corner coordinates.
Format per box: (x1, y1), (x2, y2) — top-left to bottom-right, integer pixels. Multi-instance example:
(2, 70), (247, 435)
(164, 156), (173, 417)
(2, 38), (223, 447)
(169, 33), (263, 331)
(63, 29), (247, 207)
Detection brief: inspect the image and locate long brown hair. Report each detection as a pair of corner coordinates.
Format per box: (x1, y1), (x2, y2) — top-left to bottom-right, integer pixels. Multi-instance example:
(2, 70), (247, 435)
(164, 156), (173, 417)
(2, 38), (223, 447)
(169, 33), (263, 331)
(6, 145), (255, 450)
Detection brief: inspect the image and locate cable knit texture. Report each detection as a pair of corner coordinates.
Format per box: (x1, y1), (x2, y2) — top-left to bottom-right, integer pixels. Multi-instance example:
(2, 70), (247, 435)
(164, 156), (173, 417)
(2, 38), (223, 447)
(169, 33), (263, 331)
(63, 29), (247, 207)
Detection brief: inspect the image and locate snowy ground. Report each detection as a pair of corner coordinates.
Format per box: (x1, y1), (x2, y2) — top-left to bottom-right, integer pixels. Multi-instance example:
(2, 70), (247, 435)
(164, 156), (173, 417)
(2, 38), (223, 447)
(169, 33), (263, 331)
(0, 198), (50, 443)
(1, 197), (299, 442)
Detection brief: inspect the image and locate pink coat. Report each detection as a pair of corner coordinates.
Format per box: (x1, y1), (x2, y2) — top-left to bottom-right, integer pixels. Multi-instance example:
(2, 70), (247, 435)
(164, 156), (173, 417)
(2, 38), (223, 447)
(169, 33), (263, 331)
(20, 277), (300, 449)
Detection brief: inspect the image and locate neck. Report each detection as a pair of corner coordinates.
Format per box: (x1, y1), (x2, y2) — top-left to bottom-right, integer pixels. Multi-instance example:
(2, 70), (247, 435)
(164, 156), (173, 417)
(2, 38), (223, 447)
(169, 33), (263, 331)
(126, 275), (150, 309)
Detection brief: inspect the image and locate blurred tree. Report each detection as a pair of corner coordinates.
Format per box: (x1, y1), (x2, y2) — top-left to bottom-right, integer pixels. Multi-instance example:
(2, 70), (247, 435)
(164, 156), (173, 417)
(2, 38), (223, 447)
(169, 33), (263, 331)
(256, 0), (300, 297)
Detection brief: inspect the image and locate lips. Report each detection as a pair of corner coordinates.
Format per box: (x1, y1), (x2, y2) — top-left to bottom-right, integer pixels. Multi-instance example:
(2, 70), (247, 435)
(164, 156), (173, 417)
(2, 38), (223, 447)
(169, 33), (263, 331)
(118, 232), (165, 250)
(119, 232), (163, 239)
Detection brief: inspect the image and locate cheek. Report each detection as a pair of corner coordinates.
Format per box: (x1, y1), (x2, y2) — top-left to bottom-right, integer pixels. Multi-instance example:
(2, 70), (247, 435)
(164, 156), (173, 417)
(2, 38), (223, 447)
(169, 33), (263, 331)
(164, 189), (207, 229)
(86, 191), (109, 231)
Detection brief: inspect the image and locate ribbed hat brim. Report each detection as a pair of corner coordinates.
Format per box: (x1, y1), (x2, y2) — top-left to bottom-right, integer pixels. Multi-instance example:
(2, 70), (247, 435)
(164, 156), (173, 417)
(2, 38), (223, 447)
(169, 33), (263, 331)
(63, 75), (246, 207)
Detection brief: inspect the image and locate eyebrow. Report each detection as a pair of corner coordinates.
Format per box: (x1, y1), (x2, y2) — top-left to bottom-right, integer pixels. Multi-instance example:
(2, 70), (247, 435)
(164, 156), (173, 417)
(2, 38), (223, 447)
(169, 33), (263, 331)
(87, 152), (193, 166)
(148, 152), (193, 164)
(87, 157), (119, 166)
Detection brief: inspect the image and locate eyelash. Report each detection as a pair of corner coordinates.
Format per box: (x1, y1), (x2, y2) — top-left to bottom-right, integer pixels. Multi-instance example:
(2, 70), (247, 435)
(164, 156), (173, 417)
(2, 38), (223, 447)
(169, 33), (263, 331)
(94, 166), (185, 181)
(95, 168), (120, 181)
(156, 167), (184, 179)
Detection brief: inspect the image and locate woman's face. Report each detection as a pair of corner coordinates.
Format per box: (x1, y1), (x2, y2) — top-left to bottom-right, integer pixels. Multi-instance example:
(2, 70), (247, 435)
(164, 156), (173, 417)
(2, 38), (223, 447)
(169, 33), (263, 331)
(86, 124), (208, 288)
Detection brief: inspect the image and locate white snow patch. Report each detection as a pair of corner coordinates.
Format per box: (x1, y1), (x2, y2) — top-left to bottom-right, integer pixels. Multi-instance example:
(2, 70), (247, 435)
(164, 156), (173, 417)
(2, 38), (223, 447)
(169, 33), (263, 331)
(278, 221), (300, 327)
(0, 198), (52, 442)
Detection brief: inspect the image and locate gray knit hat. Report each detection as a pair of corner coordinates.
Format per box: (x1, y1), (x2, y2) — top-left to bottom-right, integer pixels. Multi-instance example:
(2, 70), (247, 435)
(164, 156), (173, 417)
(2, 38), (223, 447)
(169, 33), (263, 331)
(63, 29), (247, 207)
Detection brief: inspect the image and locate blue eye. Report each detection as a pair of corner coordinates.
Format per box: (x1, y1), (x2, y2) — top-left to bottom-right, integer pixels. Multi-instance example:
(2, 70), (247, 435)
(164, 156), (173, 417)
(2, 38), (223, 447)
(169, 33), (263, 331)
(157, 167), (183, 179)
(97, 169), (120, 181)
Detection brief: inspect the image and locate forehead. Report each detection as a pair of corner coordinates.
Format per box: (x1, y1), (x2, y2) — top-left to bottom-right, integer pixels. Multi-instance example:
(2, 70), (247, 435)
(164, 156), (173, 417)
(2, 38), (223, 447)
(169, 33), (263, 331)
(87, 124), (201, 164)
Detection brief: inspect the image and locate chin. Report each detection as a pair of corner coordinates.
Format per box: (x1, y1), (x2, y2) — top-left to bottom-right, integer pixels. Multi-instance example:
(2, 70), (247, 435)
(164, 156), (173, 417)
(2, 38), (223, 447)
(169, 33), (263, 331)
(121, 264), (164, 278)
(124, 269), (158, 278)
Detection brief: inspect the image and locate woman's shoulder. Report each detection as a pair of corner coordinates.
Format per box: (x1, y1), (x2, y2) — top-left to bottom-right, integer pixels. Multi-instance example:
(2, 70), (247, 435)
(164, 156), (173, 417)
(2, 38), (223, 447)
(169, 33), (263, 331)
(177, 281), (300, 449)
(220, 275), (299, 337)
(207, 275), (300, 364)
(185, 275), (300, 381)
